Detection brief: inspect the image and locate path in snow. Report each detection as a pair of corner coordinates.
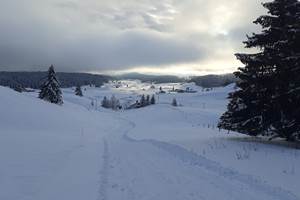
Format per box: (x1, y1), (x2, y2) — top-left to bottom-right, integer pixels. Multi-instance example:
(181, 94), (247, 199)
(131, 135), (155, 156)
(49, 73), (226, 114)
(98, 113), (299, 200)
(98, 139), (109, 200)
(59, 90), (300, 200)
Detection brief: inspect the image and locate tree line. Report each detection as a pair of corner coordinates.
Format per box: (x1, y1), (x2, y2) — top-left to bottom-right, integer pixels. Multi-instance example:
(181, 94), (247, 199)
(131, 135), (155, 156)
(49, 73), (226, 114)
(189, 74), (237, 88)
(0, 71), (110, 90)
(101, 94), (156, 110)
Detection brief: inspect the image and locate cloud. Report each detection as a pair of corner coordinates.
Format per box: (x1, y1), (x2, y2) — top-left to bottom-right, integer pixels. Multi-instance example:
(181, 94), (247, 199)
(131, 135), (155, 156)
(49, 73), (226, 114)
(0, 0), (267, 73)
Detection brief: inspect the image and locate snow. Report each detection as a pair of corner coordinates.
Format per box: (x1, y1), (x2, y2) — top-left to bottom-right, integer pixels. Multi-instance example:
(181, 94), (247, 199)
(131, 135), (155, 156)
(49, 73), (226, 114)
(0, 81), (299, 200)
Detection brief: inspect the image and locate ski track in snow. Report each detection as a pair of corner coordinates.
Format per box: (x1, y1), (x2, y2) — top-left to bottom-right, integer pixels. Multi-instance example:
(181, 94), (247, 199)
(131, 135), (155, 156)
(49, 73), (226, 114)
(66, 93), (299, 200)
(112, 111), (299, 200)
(123, 135), (298, 200)
(98, 139), (109, 200)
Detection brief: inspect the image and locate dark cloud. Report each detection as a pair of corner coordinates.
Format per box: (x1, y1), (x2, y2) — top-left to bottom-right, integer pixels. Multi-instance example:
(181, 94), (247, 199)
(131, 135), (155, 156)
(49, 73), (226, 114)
(0, 0), (267, 73)
(0, 28), (205, 71)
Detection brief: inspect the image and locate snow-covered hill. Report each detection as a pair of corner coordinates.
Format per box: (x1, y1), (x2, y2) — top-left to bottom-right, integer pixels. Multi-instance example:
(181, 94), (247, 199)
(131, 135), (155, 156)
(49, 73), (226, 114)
(0, 82), (299, 200)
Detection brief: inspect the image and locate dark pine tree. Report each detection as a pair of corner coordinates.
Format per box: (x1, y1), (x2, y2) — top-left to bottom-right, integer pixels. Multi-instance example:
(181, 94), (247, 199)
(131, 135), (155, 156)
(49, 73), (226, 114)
(39, 65), (63, 105)
(75, 85), (83, 96)
(150, 94), (156, 105)
(146, 95), (150, 105)
(140, 95), (146, 107)
(101, 96), (110, 108)
(172, 98), (178, 107)
(259, 0), (300, 140)
(219, 0), (300, 140)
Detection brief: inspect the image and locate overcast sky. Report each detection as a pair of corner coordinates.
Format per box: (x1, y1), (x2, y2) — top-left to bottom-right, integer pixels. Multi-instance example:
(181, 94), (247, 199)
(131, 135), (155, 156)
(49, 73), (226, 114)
(0, 0), (267, 75)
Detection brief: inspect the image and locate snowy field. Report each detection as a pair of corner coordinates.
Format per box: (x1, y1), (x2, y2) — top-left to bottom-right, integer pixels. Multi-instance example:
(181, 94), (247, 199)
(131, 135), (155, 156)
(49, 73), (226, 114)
(0, 80), (299, 200)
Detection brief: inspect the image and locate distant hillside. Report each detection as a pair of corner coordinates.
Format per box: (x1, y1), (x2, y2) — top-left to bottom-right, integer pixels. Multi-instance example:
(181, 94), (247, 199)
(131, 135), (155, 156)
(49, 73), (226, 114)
(115, 72), (237, 88)
(189, 74), (237, 88)
(0, 71), (237, 90)
(0, 71), (111, 89)
(114, 73), (185, 83)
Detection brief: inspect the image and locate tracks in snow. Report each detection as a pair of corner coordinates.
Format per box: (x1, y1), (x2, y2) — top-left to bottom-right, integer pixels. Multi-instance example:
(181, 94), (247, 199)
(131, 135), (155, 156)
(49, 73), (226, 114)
(118, 111), (298, 200)
(123, 136), (298, 200)
(96, 117), (136, 200)
(96, 109), (298, 200)
(98, 139), (109, 200)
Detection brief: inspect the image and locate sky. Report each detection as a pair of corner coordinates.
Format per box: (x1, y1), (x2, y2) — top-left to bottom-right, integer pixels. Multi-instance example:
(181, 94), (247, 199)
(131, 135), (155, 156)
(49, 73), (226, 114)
(0, 0), (267, 75)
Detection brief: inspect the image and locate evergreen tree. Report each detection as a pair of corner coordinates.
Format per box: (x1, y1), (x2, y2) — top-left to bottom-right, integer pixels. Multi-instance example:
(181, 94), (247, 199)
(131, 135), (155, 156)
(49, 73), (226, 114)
(140, 95), (146, 107)
(150, 94), (156, 105)
(172, 98), (178, 107)
(75, 85), (83, 96)
(101, 96), (109, 108)
(219, 0), (300, 140)
(261, 0), (300, 140)
(146, 95), (150, 105)
(39, 65), (63, 105)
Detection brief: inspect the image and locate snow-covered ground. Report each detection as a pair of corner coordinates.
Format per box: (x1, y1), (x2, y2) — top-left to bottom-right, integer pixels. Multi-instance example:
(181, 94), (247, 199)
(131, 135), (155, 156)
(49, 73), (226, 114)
(0, 80), (299, 200)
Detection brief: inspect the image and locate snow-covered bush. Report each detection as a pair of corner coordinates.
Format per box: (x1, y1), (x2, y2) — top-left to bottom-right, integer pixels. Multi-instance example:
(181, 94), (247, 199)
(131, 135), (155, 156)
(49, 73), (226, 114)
(101, 95), (121, 110)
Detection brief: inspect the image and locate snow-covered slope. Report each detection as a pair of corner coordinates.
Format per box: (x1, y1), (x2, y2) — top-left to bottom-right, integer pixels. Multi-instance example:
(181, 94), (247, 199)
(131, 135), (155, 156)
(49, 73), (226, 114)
(0, 86), (118, 200)
(0, 82), (299, 200)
